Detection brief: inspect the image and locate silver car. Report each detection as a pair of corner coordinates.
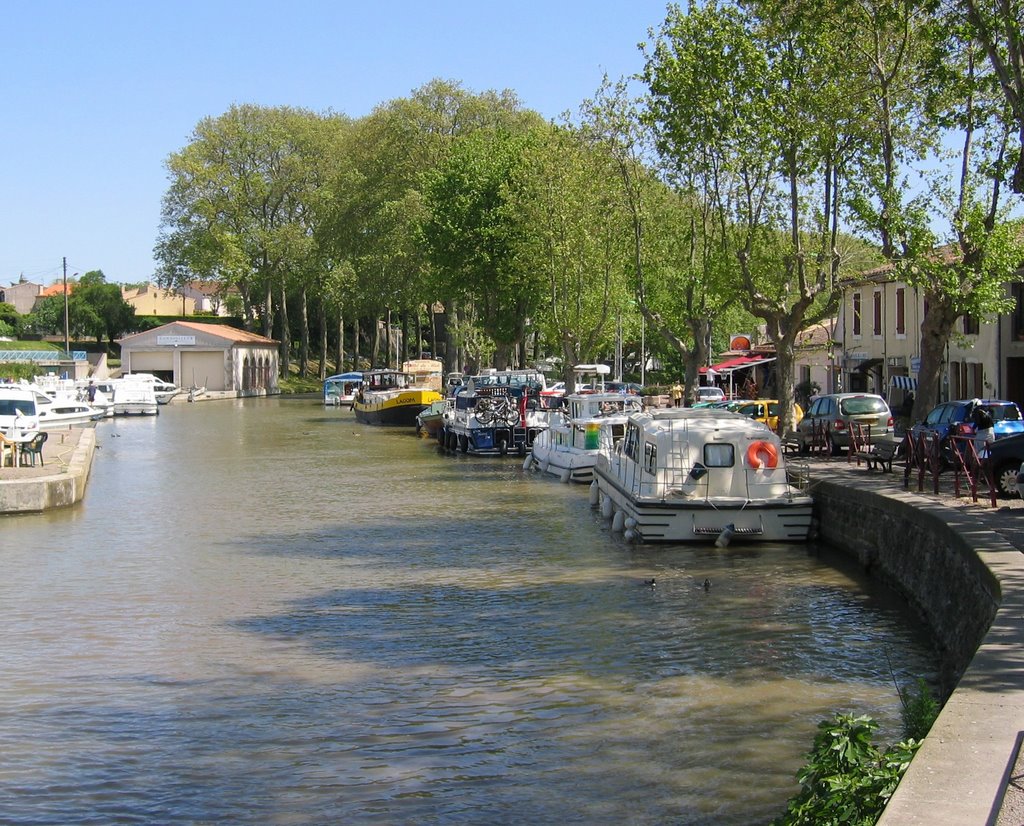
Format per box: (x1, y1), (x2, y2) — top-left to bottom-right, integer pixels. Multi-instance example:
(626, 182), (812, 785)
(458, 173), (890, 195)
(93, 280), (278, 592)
(796, 392), (893, 453)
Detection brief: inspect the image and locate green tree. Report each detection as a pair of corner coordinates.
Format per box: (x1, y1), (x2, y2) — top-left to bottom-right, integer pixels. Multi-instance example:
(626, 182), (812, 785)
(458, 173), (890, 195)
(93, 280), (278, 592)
(156, 105), (343, 374)
(421, 127), (547, 369)
(963, 0), (1024, 193)
(643, 2), (856, 432)
(509, 123), (633, 384)
(72, 270), (136, 345)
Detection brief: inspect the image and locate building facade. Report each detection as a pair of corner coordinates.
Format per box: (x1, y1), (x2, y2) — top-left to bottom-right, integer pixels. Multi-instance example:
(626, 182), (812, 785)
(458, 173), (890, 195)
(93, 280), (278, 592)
(117, 321), (280, 395)
(835, 269), (1020, 411)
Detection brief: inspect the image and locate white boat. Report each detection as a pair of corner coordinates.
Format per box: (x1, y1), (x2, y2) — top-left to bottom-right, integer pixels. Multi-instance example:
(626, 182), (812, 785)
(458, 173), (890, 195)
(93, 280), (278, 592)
(438, 368), (554, 456)
(323, 372), (362, 407)
(112, 378), (159, 415)
(19, 384), (105, 429)
(527, 364), (645, 483)
(123, 373), (180, 404)
(593, 408), (814, 544)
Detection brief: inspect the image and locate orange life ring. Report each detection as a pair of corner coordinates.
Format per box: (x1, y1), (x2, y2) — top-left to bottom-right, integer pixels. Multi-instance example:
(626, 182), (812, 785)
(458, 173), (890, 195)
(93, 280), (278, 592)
(746, 440), (779, 469)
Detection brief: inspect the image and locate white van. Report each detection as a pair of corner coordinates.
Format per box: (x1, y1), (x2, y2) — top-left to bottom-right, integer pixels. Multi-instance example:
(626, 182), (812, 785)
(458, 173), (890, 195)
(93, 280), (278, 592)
(0, 385), (41, 432)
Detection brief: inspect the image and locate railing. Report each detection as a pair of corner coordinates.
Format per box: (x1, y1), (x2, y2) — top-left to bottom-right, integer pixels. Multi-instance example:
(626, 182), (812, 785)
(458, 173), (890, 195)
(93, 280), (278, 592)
(0, 350), (86, 362)
(901, 431), (998, 505)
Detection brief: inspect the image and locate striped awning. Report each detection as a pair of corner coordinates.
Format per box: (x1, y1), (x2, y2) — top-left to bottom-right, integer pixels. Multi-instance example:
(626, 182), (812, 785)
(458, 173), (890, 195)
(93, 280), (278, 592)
(890, 375), (918, 390)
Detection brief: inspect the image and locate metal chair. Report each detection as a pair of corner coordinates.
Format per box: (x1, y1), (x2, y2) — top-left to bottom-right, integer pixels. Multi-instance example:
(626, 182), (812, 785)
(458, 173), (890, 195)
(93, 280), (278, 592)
(19, 431), (47, 467)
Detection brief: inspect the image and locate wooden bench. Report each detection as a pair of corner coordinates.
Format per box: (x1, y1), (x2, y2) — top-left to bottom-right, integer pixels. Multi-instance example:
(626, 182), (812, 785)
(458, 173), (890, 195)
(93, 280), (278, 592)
(858, 440), (901, 472)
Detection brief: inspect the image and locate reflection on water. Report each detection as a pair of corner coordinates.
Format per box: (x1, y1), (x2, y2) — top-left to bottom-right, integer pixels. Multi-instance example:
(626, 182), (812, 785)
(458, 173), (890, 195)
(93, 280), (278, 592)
(0, 398), (936, 824)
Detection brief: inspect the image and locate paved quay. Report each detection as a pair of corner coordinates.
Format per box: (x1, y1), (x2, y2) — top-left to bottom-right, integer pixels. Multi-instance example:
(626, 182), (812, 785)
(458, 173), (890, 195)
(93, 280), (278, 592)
(797, 453), (1024, 825)
(0, 425), (95, 511)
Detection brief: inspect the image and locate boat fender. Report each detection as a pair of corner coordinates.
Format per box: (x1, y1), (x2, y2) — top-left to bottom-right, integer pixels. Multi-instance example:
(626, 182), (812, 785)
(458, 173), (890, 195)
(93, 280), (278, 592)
(715, 523), (736, 548)
(624, 529), (638, 543)
(601, 496), (613, 519)
(522, 453), (534, 471)
(540, 459), (550, 475)
(624, 516), (637, 530)
(746, 440), (779, 469)
(589, 481), (599, 507)
(559, 468), (571, 484)
(611, 510), (625, 533)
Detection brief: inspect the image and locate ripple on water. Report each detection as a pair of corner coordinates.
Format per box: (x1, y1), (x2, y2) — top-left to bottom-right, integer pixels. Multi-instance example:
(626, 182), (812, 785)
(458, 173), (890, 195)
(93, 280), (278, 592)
(0, 401), (938, 824)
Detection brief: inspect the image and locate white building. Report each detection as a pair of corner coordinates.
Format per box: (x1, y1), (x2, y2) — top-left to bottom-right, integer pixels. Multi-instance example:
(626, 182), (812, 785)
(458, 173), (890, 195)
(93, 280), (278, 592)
(117, 321), (280, 395)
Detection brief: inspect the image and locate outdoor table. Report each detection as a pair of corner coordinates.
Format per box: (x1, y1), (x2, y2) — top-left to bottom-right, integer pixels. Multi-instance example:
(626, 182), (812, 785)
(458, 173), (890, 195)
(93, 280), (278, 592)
(2, 428), (39, 468)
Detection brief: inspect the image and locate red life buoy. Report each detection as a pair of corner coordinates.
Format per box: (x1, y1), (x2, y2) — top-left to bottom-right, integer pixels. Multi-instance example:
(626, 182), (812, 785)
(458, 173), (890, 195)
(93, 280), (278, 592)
(746, 440), (779, 469)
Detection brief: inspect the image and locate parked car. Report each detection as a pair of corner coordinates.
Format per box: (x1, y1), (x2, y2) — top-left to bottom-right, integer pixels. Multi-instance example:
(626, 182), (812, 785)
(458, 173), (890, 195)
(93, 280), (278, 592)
(733, 399), (804, 433)
(796, 392), (893, 454)
(606, 381), (644, 395)
(982, 431), (1024, 497)
(696, 385), (726, 403)
(909, 399), (1024, 463)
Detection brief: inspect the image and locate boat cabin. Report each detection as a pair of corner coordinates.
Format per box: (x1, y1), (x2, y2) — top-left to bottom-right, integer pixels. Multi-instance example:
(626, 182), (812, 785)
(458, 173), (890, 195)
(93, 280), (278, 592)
(323, 372), (362, 406)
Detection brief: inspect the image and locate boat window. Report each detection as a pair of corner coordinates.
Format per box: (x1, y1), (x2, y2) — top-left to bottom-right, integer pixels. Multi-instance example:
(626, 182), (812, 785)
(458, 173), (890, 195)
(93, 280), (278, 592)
(644, 442), (657, 474)
(623, 424), (640, 461)
(703, 443), (735, 467)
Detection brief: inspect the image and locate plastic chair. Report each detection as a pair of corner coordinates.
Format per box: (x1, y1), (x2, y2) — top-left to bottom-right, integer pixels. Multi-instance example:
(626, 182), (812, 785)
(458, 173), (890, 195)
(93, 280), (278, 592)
(0, 433), (13, 467)
(19, 431), (47, 467)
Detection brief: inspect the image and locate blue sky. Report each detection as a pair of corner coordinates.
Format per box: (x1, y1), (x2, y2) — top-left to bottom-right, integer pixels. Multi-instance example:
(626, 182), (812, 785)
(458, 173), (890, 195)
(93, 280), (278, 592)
(1, 1), (673, 287)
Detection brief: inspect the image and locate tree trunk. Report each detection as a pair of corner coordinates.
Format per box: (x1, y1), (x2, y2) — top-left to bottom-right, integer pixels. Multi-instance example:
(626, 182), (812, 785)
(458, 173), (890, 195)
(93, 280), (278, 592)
(372, 315), (382, 368)
(334, 311), (344, 375)
(278, 283), (291, 376)
(353, 317), (361, 372)
(913, 290), (959, 421)
(298, 285), (309, 378)
(318, 299), (328, 382)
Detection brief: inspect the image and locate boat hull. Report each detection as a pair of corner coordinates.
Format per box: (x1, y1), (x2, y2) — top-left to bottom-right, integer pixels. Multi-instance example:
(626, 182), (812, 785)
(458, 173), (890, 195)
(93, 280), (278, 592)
(594, 464), (813, 543)
(529, 437), (597, 483)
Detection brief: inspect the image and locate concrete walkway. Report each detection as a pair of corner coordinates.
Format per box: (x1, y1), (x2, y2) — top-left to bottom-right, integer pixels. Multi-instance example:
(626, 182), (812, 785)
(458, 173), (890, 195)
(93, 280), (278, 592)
(0, 425), (95, 512)
(798, 453), (1024, 825)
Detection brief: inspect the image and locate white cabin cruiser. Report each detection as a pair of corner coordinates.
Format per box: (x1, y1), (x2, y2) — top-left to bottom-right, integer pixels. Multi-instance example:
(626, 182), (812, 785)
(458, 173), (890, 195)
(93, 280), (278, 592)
(593, 408), (813, 544)
(528, 364), (644, 483)
(438, 369), (554, 456)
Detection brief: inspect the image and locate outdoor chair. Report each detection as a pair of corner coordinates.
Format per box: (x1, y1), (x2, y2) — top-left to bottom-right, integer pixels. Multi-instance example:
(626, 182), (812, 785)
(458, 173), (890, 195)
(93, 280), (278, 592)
(19, 431), (47, 467)
(0, 433), (14, 467)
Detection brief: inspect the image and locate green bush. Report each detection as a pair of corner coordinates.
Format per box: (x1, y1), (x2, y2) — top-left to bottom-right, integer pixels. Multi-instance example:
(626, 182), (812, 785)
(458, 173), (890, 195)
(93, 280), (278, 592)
(900, 678), (939, 742)
(774, 713), (921, 825)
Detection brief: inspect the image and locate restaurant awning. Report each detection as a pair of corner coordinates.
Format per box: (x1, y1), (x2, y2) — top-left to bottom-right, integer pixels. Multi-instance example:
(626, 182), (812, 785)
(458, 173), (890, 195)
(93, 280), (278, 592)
(700, 355), (776, 374)
(890, 375), (918, 390)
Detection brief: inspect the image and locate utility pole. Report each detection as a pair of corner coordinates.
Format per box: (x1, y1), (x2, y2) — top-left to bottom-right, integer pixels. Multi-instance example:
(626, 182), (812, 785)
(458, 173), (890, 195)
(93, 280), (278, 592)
(62, 257), (70, 356)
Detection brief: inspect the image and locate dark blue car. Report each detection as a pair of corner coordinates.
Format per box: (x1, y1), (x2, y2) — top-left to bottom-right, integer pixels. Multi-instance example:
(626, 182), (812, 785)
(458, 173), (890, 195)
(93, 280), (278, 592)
(910, 398), (1024, 461)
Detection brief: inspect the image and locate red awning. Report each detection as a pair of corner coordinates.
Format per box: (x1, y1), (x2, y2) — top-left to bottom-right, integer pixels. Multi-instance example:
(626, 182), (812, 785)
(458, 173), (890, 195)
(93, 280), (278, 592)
(699, 355), (774, 374)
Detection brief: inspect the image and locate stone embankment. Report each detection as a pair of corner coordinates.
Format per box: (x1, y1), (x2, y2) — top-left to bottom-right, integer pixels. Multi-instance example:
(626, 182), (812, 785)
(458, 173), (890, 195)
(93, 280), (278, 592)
(0, 426), (95, 512)
(800, 456), (1024, 825)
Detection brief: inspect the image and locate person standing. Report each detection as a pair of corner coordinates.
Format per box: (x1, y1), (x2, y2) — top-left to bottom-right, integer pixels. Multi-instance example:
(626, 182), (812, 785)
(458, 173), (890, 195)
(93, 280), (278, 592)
(671, 381), (683, 407)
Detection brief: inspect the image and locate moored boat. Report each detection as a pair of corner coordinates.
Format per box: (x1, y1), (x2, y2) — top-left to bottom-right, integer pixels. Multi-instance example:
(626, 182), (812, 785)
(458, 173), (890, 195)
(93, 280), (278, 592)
(323, 372), (362, 407)
(527, 364), (644, 483)
(416, 398), (449, 438)
(529, 391), (644, 483)
(438, 368), (553, 456)
(353, 361), (443, 427)
(593, 408), (813, 544)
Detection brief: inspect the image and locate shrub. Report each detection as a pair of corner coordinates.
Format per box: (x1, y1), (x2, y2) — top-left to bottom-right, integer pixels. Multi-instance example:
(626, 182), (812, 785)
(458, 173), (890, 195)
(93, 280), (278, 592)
(899, 678), (940, 741)
(773, 713), (920, 825)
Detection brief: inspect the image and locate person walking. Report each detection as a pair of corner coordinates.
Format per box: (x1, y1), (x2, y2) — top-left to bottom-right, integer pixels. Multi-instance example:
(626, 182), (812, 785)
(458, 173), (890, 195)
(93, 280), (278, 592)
(671, 381), (683, 408)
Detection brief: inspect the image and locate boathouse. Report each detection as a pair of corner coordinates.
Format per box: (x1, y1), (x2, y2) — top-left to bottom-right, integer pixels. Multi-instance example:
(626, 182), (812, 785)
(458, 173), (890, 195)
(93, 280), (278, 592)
(116, 321), (280, 395)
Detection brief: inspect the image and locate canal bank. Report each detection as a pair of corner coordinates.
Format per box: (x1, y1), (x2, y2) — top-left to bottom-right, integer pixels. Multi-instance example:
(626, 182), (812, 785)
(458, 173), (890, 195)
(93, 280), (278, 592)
(802, 457), (1024, 825)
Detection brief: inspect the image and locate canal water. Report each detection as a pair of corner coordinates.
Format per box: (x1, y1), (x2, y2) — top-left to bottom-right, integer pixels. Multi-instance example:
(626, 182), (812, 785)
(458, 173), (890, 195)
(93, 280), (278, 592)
(0, 398), (936, 824)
